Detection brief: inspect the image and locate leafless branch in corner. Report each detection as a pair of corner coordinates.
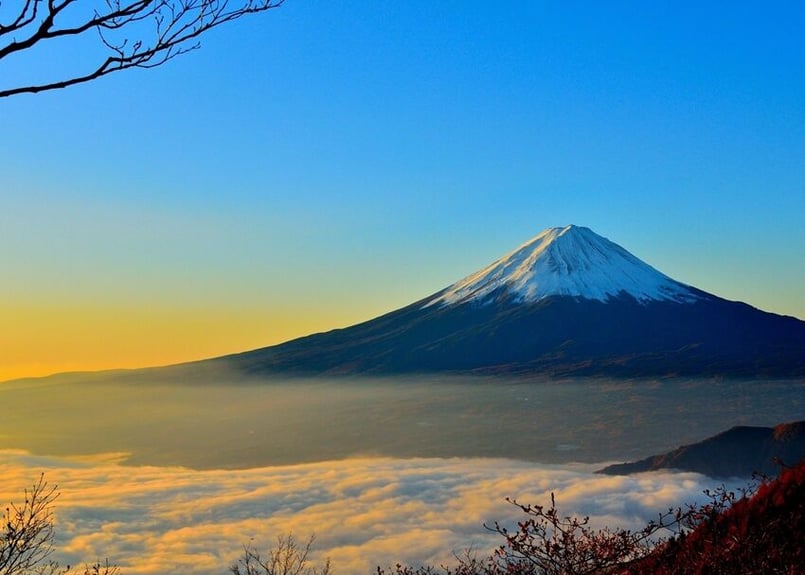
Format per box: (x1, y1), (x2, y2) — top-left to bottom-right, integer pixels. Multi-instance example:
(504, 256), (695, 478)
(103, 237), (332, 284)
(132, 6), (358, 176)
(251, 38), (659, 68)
(0, 0), (284, 97)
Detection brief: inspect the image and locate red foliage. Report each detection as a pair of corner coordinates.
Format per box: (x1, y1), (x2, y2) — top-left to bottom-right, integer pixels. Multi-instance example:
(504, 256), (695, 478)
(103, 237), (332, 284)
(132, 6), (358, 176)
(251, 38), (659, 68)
(630, 460), (805, 575)
(380, 460), (805, 575)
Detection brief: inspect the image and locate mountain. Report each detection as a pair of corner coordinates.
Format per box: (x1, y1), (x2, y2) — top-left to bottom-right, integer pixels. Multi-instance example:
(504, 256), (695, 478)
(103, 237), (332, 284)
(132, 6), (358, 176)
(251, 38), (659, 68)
(221, 225), (805, 378)
(598, 421), (805, 478)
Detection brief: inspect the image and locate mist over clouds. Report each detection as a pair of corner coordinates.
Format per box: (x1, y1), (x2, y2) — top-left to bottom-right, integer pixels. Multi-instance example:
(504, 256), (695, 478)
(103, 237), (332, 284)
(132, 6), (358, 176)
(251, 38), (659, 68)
(3, 375), (804, 469)
(1, 376), (796, 572)
(0, 451), (741, 575)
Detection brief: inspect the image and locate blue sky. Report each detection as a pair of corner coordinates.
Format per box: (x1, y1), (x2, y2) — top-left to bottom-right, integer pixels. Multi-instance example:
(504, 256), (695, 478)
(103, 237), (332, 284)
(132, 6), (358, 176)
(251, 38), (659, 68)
(1, 1), (803, 378)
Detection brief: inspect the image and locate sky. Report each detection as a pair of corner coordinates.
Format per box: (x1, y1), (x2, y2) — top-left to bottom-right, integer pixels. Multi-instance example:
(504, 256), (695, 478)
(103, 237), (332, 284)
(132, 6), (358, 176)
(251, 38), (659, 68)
(1, 1), (804, 381)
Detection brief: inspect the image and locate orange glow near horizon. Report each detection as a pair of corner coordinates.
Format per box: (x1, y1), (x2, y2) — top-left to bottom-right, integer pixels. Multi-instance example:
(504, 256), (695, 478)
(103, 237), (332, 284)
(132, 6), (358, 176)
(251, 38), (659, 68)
(0, 301), (371, 382)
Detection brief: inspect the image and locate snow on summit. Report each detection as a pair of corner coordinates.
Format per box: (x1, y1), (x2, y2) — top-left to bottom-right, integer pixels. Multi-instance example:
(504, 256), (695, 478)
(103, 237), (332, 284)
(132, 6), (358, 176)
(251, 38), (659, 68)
(426, 225), (701, 307)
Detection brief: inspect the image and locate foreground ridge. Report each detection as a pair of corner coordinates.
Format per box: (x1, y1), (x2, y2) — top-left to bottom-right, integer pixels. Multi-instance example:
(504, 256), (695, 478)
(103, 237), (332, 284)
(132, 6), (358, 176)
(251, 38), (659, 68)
(599, 420), (805, 478)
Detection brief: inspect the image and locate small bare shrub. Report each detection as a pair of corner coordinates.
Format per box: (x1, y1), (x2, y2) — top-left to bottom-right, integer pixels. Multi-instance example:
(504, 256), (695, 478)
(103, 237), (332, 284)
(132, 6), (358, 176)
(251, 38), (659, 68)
(0, 474), (117, 575)
(231, 534), (331, 575)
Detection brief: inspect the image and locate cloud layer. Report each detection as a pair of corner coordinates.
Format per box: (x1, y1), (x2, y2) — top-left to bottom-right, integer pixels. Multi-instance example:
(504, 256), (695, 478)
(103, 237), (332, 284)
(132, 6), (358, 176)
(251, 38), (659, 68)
(0, 450), (744, 575)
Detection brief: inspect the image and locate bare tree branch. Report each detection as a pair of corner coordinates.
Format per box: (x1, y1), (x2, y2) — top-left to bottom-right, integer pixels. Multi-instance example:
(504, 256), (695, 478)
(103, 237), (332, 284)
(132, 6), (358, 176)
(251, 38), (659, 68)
(231, 534), (332, 575)
(0, 0), (284, 97)
(0, 474), (120, 575)
(0, 0), (40, 35)
(0, 474), (60, 575)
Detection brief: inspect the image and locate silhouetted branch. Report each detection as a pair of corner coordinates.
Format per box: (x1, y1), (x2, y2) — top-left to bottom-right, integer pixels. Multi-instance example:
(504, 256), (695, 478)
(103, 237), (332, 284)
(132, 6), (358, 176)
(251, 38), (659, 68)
(0, 474), (60, 575)
(0, 474), (120, 575)
(231, 534), (331, 575)
(0, 0), (284, 97)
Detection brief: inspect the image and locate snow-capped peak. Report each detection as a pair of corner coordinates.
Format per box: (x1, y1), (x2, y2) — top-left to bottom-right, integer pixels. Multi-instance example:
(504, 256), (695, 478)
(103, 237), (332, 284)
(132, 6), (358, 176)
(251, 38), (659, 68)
(425, 225), (701, 307)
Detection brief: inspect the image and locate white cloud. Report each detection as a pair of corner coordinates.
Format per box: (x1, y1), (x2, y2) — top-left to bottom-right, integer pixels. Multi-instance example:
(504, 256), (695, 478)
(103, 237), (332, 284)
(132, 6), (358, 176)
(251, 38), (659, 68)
(0, 451), (743, 575)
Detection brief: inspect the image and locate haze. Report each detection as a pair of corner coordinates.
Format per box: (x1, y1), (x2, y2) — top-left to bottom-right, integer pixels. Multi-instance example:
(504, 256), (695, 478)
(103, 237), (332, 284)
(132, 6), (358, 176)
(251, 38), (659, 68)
(3, 373), (803, 573)
(4, 373), (804, 469)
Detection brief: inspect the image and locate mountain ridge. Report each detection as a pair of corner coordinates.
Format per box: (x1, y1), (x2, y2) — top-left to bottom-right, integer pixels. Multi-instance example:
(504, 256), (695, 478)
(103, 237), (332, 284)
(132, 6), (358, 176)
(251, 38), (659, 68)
(598, 421), (805, 478)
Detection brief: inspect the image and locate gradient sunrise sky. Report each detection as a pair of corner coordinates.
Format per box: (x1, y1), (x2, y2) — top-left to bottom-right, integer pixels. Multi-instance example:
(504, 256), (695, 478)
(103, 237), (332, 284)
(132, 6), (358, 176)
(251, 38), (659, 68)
(1, 1), (804, 381)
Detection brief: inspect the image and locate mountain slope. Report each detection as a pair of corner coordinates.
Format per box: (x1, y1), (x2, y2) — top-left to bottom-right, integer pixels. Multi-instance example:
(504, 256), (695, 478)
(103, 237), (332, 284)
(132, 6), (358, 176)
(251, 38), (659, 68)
(221, 225), (805, 378)
(598, 421), (805, 478)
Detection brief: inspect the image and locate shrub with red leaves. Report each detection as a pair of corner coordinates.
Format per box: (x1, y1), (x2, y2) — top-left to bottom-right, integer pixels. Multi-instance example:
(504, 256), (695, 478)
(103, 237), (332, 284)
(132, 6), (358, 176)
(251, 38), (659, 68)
(632, 460), (805, 575)
(380, 460), (805, 575)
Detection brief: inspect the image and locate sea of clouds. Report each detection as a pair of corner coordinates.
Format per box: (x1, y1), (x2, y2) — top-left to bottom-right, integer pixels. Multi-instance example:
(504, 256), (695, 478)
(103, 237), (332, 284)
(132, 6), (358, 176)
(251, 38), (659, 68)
(0, 450), (742, 575)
